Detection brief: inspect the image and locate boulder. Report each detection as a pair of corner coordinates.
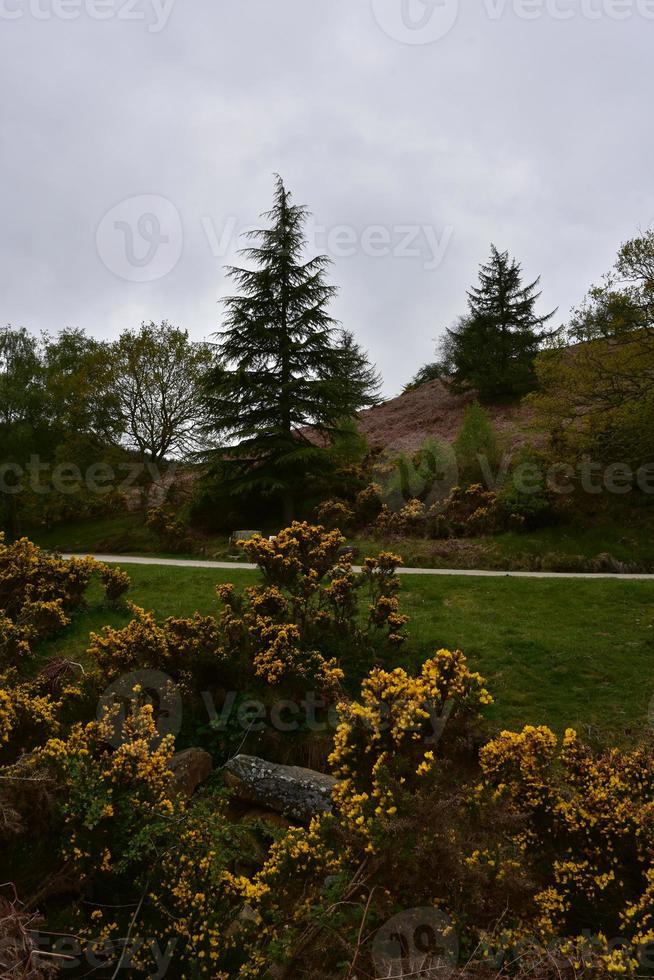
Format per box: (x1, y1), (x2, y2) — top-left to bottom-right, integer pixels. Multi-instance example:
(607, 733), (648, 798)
(223, 754), (336, 823)
(169, 747), (213, 796)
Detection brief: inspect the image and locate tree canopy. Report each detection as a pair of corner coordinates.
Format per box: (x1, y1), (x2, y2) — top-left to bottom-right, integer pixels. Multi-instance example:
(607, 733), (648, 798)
(202, 176), (380, 520)
(444, 245), (557, 400)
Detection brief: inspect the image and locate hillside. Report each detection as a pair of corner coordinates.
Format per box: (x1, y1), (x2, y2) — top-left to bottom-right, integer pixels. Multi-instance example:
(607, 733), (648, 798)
(356, 379), (537, 454)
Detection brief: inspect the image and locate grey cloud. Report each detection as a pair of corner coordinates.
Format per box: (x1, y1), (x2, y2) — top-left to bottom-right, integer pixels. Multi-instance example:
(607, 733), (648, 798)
(1, 0), (652, 395)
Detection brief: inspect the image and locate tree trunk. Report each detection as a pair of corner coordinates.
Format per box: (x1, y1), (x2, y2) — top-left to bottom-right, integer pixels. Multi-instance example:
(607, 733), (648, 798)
(282, 490), (294, 526)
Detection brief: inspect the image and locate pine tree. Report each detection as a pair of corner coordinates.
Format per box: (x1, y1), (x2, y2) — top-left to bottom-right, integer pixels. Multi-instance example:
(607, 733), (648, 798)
(203, 176), (380, 522)
(446, 245), (557, 399)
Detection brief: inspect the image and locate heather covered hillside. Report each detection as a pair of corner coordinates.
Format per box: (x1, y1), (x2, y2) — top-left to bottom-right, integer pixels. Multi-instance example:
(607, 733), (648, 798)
(357, 377), (537, 454)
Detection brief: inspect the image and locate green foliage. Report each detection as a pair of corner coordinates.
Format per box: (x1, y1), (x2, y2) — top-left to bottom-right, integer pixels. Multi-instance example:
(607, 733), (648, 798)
(446, 245), (557, 399)
(202, 176), (380, 521)
(380, 435), (456, 512)
(0, 326), (122, 534)
(112, 320), (215, 463)
(145, 505), (192, 552)
(453, 401), (501, 486)
(402, 359), (445, 392)
(497, 448), (556, 530)
(325, 418), (369, 468)
(534, 230), (654, 472)
(568, 228), (654, 343)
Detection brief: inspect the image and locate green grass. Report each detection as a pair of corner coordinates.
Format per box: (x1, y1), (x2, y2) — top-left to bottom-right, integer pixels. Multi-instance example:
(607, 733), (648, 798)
(37, 564), (654, 746)
(353, 507), (654, 571)
(23, 513), (234, 561)
(398, 575), (654, 743)
(25, 501), (654, 573)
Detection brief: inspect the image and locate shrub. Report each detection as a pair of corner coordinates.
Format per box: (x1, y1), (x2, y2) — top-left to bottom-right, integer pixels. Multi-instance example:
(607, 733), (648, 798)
(0, 670), (60, 755)
(354, 482), (383, 525)
(479, 725), (654, 972)
(437, 483), (503, 537)
(224, 665), (654, 978)
(0, 535), (123, 664)
(0, 602), (69, 667)
(145, 506), (192, 552)
(30, 701), (181, 880)
(87, 525), (409, 701)
(88, 605), (229, 690)
(498, 449), (557, 529)
(98, 563), (131, 604)
(0, 535), (95, 620)
(378, 437), (456, 514)
(143, 798), (261, 973)
(313, 498), (355, 532)
(454, 401), (501, 487)
(234, 524), (409, 680)
(330, 648), (493, 837)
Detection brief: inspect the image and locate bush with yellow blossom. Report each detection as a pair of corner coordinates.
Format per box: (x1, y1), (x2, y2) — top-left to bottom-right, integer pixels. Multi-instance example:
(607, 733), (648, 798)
(215, 523), (410, 696)
(25, 701), (182, 882)
(0, 534), (130, 663)
(478, 724), (654, 973)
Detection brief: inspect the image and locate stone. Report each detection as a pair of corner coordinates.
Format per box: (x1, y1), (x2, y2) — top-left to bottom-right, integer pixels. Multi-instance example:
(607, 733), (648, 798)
(223, 754), (336, 824)
(169, 747), (213, 796)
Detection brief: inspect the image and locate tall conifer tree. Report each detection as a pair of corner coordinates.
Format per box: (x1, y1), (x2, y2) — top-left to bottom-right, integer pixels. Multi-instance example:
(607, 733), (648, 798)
(203, 176), (379, 521)
(446, 245), (557, 399)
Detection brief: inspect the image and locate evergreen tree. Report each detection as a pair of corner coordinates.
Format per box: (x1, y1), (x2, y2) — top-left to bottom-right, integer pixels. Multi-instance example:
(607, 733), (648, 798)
(453, 401), (501, 487)
(203, 177), (380, 522)
(446, 245), (557, 399)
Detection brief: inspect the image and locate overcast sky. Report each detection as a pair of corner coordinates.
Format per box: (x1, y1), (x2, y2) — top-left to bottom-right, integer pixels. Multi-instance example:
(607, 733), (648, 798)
(1, 0), (652, 396)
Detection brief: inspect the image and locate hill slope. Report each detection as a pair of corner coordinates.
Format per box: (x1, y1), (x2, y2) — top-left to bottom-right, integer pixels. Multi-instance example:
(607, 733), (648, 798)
(357, 380), (536, 454)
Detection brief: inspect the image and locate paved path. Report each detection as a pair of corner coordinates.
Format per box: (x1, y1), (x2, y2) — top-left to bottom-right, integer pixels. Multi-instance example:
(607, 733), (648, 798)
(62, 553), (653, 580)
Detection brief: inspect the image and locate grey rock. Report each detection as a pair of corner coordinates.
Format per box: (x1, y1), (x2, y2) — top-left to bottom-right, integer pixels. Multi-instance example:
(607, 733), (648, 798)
(223, 754), (336, 823)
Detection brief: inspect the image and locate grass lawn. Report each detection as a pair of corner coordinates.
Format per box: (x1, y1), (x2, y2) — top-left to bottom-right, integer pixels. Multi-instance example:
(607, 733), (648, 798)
(37, 563), (654, 747)
(23, 513), (233, 560)
(24, 498), (654, 572)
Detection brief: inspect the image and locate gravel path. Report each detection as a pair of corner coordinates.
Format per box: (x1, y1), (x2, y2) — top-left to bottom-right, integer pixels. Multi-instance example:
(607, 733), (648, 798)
(62, 553), (654, 580)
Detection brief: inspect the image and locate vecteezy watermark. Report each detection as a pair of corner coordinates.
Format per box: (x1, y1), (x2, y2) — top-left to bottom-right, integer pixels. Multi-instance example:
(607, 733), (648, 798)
(98, 670), (183, 748)
(371, 0), (654, 45)
(202, 691), (454, 751)
(30, 933), (177, 977)
(202, 214), (455, 272)
(373, 907), (459, 978)
(0, 0), (176, 31)
(96, 194), (183, 282)
(381, 449), (654, 511)
(482, 0), (654, 23)
(203, 690), (341, 735)
(0, 456), (175, 496)
(377, 438), (459, 511)
(371, 0), (460, 44)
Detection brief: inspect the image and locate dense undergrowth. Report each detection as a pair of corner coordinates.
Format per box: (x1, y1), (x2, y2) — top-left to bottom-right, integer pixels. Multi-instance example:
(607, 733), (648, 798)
(1, 526), (653, 977)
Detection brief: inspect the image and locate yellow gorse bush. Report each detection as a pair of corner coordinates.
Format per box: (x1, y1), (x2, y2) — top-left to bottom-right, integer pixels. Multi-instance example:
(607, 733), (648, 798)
(479, 725), (654, 971)
(32, 701), (180, 877)
(0, 534), (130, 664)
(330, 648), (493, 837)
(0, 670), (59, 748)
